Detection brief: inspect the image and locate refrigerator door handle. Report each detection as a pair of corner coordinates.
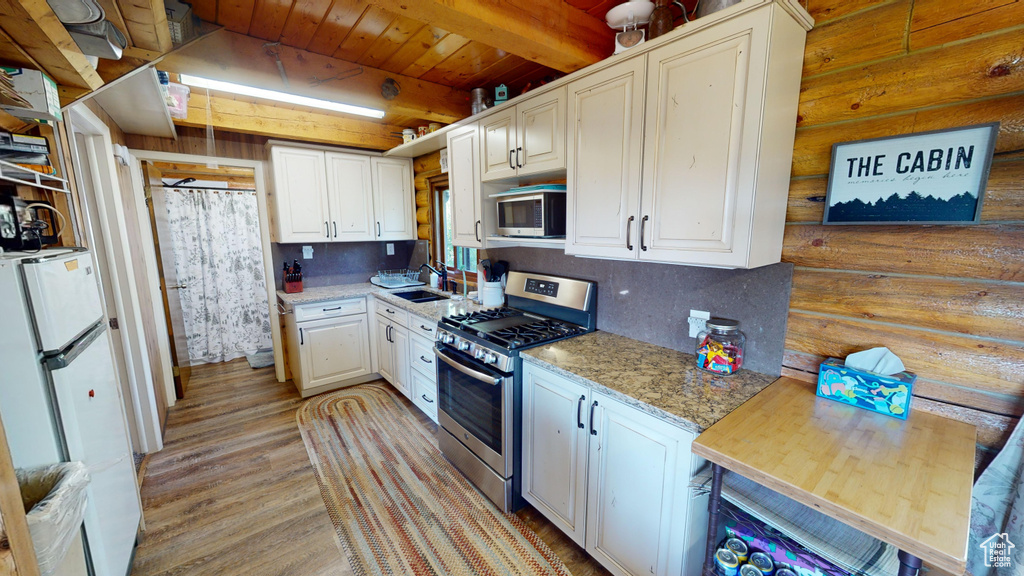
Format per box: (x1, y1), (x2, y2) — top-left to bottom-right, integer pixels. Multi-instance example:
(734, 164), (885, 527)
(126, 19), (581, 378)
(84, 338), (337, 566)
(44, 322), (106, 370)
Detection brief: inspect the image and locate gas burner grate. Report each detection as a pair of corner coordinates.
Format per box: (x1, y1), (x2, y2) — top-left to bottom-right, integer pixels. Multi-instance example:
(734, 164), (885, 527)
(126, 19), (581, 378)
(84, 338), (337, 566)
(490, 319), (586, 349)
(444, 307), (523, 326)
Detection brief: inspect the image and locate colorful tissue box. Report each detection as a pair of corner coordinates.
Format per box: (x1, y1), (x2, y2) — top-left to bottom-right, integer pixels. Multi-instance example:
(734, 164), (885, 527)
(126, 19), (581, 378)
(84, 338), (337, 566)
(816, 358), (916, 420)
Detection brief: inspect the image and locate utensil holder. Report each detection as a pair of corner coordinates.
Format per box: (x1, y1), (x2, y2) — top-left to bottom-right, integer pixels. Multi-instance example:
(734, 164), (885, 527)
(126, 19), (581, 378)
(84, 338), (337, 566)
(481, 281), (504, 307)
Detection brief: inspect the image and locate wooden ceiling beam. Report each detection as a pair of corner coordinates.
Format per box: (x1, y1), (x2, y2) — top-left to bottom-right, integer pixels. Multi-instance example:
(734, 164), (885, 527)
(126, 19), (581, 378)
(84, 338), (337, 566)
(363, 0), (613, 73)
(152, 161), (255, 177)
(0, 0), (104, 89)
(176, 91), (406, 150)
(159, 29), (471, 123)
(115, 0), (173, 52)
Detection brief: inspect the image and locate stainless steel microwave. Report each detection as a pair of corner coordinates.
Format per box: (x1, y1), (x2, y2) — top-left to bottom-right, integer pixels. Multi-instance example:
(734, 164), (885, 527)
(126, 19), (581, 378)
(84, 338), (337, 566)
(494, 185), (566, 238)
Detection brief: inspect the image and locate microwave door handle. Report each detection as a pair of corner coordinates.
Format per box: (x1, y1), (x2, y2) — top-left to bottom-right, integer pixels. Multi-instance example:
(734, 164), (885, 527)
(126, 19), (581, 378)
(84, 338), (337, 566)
(435, 346), (502, 385)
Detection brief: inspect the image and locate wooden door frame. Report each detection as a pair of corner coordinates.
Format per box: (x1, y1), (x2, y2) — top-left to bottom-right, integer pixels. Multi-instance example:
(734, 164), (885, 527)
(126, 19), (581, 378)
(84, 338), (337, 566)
(67, 104), (164, 455)
(127, 149), (284, 384)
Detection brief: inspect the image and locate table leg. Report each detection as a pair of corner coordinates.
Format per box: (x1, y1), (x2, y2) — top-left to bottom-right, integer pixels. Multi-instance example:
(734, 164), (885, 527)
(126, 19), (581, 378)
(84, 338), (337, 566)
(703, 464), (725, 576)
(897, 550), (923, 576)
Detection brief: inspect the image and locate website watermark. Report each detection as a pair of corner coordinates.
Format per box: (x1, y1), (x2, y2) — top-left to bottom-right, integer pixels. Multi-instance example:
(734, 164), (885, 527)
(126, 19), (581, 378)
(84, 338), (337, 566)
(980, 533), (1016, 569)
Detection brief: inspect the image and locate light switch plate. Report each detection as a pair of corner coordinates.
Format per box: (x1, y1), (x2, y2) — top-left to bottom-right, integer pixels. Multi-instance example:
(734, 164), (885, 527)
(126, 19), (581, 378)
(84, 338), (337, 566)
(302, 245), (313, 259)
(386, 243), (394, 255)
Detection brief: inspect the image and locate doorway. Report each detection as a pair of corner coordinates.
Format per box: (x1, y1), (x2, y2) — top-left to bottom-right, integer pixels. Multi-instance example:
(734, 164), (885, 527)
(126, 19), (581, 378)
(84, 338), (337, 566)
(139, 159), (275, 398)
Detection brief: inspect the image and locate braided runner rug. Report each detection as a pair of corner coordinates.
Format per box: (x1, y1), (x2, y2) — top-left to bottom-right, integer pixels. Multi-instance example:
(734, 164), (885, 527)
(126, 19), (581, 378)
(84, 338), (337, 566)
(295, 384), (572, 576)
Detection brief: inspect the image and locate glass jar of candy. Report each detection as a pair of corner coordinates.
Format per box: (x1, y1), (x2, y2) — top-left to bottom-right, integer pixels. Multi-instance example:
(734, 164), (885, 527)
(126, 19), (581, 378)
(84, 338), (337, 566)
(695, 318), (745, 376)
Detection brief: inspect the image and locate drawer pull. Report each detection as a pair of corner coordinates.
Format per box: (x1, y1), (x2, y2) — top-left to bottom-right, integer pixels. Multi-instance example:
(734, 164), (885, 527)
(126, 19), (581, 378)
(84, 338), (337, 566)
(419, 324), (433, 332)
(386, 308), (396, 314)
(421, 394), (434, 404)
(323, 306), (342, 311)
(420, 355), (433, 364)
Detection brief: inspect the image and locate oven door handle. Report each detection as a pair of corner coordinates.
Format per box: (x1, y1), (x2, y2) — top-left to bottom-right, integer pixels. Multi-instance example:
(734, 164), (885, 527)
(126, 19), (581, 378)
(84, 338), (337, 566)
(435, 347), (502, 385)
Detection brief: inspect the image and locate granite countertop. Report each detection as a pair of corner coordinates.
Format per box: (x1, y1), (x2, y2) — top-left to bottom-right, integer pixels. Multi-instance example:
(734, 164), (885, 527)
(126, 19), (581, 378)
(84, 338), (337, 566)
(277, 283), (492, 322)
(522, 331), (776, 434)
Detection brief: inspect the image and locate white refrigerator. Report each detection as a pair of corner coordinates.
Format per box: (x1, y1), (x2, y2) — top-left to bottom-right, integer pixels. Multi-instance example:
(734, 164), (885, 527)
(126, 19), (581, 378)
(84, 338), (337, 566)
(0, 247), (142, 576)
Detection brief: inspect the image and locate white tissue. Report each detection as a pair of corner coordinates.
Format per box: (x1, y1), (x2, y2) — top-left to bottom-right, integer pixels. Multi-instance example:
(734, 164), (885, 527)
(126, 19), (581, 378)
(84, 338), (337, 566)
(845, 347), (905, 376)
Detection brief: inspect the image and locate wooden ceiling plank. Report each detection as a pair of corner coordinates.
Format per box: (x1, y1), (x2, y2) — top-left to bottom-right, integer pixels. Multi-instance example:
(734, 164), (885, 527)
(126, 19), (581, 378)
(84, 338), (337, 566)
(278, 0), (335, 48)
(178, 91), (404, 149)
(153, 161), (255, 176)
(0, 0), (104, 89)
(419, 41), (508, 89)
(462, 55), (536, 93)
(378, 24), (446, 74)
(95, 0), (133, 47)
(116, 0), (173, 52)
(399, 31), (470, 78)
(216, 0), (257, 33)
(362, 0), (612, 72)
(0, 27), (42, 69)
(358, 15), (425, 69)
(303, 0), (364, 55)
(159, 29), (470, 123)
(332, 5), (394, 62)
(247, 0), (294, 40)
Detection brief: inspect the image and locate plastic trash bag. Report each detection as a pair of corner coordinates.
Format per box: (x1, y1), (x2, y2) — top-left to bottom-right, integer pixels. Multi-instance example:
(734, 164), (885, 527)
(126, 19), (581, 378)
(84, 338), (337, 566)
(3, 462), (90, 576)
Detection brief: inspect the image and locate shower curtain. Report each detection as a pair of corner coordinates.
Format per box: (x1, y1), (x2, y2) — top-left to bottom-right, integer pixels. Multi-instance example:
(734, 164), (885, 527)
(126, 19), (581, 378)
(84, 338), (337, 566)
(164, 188), (273, 364)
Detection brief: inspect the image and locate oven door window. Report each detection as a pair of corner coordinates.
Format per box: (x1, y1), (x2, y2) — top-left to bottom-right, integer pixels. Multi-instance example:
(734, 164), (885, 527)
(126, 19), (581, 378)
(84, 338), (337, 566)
(437, 353), (504, 454)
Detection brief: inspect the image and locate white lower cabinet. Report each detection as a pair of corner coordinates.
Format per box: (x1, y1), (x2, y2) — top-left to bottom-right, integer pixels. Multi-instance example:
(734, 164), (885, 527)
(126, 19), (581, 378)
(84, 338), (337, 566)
(285, 298), (373, 397)
(408, 314), (439, 423)
(375, 308), (410, 398)
(522, 362), (708, 576)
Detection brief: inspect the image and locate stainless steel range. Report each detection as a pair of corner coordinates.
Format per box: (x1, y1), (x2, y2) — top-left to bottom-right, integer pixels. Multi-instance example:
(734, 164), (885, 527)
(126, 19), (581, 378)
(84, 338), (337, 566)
(434, 271), (597, 512)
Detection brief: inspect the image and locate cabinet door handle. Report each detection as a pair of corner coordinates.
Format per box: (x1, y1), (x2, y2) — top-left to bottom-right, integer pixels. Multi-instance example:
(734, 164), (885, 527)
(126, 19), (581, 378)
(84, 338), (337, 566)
(626, 215), (634, 251)
(516, 146), (523, 168)
(577, 395), (586, 429)
(377, 222), (381, 237)
(299, 327), (304, 346)
(421, 394), (434, 404)
(385, 325), (391, 343)
(640, 215), (649, 252)
(420, 355), (433, 364)
(475, 220), (481, 242)
(509, 149), (515, 170)
(325, 221), (329, 238)
(333, 221), (338, 238)
(589, 400), (598, 435)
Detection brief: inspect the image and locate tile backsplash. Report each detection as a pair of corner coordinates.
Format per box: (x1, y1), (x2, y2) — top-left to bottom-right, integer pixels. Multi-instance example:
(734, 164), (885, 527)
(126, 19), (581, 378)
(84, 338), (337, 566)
(484, 247), (793, 376)
(272, 241), (416, 288)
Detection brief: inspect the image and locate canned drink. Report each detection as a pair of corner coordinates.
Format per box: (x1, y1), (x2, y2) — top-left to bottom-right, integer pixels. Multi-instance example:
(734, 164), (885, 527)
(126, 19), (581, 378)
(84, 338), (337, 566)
(748, 552), (775, 575)
(714, 548), (740, 576)
(739, 565), (763, 576)
(725, 538), (749, 562)
(775, 569), (797, 576)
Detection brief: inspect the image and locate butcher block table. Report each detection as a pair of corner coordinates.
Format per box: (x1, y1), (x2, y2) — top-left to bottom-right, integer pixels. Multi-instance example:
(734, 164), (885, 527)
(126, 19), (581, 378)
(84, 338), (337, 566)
(692, 377), (976, 576)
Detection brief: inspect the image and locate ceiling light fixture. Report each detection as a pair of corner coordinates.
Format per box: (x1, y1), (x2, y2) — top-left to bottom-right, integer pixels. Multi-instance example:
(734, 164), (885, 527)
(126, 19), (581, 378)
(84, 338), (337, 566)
(178, 74), (385, 119)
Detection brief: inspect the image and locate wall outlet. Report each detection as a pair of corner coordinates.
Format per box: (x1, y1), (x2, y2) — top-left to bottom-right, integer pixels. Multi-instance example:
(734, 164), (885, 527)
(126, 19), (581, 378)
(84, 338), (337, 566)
(386, 243), (395, 256)
(688, 309), (710, 338)
(302, 245), (313, 259)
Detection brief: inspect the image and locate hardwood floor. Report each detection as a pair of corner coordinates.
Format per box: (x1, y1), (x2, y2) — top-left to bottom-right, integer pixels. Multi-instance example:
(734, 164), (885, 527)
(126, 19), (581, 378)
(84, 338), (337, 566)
(131, 359), (611, 576)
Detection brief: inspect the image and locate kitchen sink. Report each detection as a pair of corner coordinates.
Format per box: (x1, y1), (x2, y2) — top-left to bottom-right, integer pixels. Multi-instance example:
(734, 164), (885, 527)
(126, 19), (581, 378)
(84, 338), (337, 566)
(392, 290), (449, 303)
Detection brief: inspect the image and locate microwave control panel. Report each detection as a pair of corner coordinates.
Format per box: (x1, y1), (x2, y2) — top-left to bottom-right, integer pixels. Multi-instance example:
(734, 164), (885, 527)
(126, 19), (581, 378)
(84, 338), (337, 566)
(525, 278), (558, 297)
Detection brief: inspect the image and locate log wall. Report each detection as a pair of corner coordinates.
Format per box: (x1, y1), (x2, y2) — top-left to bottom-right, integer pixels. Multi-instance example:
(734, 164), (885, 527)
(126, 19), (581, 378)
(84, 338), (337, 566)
(784, 0), (1024, 454)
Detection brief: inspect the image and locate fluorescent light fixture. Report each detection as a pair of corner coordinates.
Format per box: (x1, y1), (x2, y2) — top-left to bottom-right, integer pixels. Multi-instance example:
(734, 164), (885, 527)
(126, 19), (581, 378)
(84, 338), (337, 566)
(178, 74), (385, 119)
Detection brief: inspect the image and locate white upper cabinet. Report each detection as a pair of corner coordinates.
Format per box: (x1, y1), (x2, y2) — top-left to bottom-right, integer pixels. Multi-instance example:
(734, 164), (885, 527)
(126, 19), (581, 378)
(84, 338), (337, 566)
(271, 147), (331, 243)
(566, 3), (807, 268)
(566, 58), (646, 260)
(447, 123), (483, 248)
(269, 144), (415, 243)
(325, 152), (375, 242)
(480, 87), (566, 182)
(371, 157), (416, 241)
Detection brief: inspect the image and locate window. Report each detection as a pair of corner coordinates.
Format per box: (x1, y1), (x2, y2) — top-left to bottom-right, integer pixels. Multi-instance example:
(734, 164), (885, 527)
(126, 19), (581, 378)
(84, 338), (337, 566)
(437, 188), (477, 277)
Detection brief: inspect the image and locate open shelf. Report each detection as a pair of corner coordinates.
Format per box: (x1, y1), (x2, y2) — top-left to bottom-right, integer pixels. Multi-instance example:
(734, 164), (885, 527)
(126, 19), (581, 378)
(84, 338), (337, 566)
(485, 236), (565, 250)
(694, 467), (899, 576)
(0, 158), (69, 193)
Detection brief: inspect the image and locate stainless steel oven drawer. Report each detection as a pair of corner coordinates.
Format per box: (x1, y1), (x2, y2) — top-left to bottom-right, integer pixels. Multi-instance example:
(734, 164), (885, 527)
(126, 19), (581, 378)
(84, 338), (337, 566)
(439, 427), (512, 512)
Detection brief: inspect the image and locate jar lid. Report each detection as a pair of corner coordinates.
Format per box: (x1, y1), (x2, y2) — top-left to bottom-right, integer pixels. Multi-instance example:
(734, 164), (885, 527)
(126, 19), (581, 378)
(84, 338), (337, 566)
(707, 317), (740, 331)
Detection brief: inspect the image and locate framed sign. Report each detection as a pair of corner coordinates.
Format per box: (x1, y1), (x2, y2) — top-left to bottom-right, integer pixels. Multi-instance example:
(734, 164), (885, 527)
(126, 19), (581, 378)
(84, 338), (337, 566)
(824, 122), (998, 225)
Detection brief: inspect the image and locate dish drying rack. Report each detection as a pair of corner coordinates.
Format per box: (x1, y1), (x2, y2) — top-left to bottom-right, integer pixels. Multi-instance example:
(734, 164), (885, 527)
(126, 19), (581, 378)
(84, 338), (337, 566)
(370, 269), (425, 288)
